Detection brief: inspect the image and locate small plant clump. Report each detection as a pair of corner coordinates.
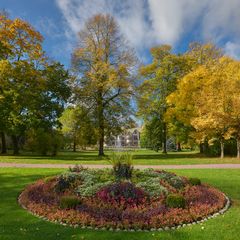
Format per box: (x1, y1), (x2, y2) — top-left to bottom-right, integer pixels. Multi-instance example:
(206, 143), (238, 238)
(110, 152), (134, 181)
(189, 177), (201, 186)
(60, 196), (82, 209)
(166, 194), (186, 208)
(19, 154), (227, 230)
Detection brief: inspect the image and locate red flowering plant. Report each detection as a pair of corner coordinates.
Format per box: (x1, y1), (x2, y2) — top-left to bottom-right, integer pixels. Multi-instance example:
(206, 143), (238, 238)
(26, 179), (59, 205)
(183, 185), (224, 206)
(96, 182), (148, 207)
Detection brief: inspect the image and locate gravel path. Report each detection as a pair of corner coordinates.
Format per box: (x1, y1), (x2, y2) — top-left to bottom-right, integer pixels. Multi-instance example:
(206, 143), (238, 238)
(1, 163), (240, 169)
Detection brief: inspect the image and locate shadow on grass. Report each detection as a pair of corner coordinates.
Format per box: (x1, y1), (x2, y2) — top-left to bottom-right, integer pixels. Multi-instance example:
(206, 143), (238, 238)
(0, 152), (101, 162)
(0, 150), (206, 162)
(133, 152), (204, 160)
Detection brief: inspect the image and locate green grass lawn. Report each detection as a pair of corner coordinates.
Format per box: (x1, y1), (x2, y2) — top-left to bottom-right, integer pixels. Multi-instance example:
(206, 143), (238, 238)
(1, 149), (240, 165)
(1, 167), (240, 240)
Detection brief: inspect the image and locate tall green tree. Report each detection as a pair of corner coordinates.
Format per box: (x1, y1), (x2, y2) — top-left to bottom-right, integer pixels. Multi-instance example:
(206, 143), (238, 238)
(0, 13), (45, 154)
(140, 116), (163, 151)
(0, 14), (70, 154)
(60, 106), (97, 151)
(0, 41), (10, 153)
(72, 14), (137, 156)
(138, 45), (190, 153)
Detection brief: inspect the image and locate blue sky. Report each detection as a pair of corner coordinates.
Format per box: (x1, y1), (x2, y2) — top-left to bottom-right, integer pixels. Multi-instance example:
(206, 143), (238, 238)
(2, 0), (240, 67)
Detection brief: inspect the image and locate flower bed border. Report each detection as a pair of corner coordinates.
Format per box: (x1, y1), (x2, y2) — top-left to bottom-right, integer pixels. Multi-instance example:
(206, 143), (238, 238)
(18, 188), (231, 232)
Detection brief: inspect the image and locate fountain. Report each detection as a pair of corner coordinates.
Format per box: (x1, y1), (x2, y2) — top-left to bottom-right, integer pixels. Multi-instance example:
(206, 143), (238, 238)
(116, 135), (122, 150)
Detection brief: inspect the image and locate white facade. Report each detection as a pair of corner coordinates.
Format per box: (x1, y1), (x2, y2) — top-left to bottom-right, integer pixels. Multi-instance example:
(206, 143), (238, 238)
(105, 128), (141, 148)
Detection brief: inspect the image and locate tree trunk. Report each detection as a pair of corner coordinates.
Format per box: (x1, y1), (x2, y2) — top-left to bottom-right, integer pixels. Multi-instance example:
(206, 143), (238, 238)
(98, 124), (104, 156)
(199, 143), (204, 153)
(51, 145), (57, 156)
(162, 122), (167, 154)
(237, 138), (240, 159)
(200, 139), (209, 154)
(176, 142), (181, 152)
(12, 135), (19, 155)
(98, 92), (105, 157)
(1, 132), (7, 154)
(220, 138), (224, 159)
(73, 137), (76, 152)
(203, 139), (209, 154)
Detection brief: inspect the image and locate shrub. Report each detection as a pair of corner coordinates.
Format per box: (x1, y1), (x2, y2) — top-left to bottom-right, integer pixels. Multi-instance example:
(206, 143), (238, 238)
(110, 152), (133, 181)
(55, 173), (81, 193)
(166, 194), (186, 208)
(60, 196), (82, 209)
(189, 178), (201, 186)
(25, 128), (63, 156)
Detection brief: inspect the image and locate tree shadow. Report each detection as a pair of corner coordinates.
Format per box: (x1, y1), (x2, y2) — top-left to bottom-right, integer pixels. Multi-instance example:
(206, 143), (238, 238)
(133, 152), (204, 160)
(0, 150), (207, 163)
(1, 151), (101, 162)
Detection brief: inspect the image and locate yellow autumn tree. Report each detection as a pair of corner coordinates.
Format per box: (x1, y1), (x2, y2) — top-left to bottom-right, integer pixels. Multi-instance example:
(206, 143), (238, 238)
(222, 59), (240, 158)
(166, 43), (223, 153)
(167, 55), (240, 158)
(190, 57), (234, 158)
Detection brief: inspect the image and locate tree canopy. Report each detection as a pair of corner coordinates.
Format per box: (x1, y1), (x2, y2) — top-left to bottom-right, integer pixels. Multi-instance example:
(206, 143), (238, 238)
(0, 13), (70, 154)
(72, 14), (137, 156)
(138, 45), (190, 153)
(1, 12), (240, 159)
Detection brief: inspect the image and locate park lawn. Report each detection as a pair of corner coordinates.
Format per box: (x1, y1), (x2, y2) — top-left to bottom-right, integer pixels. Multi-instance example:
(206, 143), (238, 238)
(0, 149), (240, 165)
(0, 168), (240, 240)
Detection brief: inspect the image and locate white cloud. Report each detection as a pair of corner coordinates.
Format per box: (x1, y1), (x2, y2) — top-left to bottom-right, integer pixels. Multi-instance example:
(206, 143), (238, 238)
(55, 0), (240, 60)
(225, 42), (240, 60)
(36, 17), (63, 39)
(148, 0), (205, 44)
(202, 0), (240, 42)
(55, 0), (152, 49)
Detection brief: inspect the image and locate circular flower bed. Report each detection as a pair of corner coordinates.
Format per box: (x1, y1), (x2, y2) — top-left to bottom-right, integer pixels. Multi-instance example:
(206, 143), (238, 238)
(19, 167), (229, 231)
